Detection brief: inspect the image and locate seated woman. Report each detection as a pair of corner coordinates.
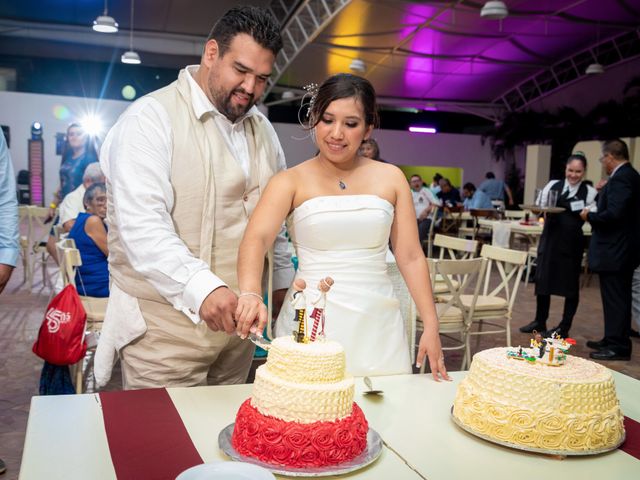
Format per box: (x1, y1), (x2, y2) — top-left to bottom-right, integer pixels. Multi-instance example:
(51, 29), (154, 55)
(235, 74), (448, 380)
(67, 183), (109, 297)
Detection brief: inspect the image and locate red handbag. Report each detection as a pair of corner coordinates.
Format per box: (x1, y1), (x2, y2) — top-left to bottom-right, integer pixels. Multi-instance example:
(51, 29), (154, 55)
(33, 284), (88, 365)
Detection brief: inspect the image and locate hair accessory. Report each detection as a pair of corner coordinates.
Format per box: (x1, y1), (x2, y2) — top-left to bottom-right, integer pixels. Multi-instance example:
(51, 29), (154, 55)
(302, 82), (319, 118)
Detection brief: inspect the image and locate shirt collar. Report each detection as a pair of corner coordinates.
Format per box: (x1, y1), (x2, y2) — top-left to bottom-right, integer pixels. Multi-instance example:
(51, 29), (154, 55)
(610, 161), (627, 178)
(184, 65), (259, 124)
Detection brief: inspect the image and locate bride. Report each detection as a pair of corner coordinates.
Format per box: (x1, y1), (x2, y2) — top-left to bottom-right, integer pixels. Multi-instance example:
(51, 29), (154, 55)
(235, 73), (448, 380)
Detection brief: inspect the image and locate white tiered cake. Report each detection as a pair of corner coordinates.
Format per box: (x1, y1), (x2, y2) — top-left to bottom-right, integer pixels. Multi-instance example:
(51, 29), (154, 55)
(231, 337), (368, 468)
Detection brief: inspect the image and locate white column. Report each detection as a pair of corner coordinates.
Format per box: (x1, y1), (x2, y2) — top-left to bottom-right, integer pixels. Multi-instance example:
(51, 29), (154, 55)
(524, 145), (551, 204)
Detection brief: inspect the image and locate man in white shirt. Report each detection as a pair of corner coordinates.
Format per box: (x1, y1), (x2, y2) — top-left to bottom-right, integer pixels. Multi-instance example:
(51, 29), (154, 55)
(410, 174), (441, 247)
(58, 162), (105, 232)
(95, 6), (293, 389)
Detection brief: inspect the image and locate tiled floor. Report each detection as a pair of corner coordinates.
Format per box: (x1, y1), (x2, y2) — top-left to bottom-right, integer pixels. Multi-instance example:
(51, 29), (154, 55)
(0, 259), (639, 479)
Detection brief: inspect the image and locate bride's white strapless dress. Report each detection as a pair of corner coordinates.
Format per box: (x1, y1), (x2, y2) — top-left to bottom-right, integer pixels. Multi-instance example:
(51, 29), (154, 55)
(274, 195), (411, 376)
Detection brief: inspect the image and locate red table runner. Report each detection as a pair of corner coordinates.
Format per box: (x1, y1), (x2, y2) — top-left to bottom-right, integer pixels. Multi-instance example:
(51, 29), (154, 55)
(100, 388), (203, 479)
(621, 416), (640, 460)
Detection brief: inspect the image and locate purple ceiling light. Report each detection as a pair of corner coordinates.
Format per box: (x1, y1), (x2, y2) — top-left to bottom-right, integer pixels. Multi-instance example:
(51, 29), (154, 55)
(409, 126), (437, 134)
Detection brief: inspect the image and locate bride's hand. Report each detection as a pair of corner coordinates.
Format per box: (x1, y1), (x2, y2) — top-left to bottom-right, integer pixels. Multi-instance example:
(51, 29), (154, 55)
(235, 294), (267, 339)
(416, 328), (450, 382)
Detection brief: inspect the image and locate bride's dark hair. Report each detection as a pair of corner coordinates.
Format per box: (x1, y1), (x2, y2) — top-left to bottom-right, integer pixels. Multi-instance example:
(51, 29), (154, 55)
(305, 74), (379, 129)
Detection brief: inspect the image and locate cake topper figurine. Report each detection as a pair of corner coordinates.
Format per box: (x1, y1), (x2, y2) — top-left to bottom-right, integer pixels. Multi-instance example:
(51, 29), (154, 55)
(309, 277), (334, 341)
(291, 278), (307, 343)
(507, 330), (576, 366)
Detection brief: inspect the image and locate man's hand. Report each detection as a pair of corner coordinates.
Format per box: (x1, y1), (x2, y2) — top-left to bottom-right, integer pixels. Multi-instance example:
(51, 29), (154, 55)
(0, 264), (15, 295)
(199, 287), (238, 334)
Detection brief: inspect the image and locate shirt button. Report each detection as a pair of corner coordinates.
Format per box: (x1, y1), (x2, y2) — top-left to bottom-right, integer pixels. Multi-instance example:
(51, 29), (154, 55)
(243, 195), (249, 202)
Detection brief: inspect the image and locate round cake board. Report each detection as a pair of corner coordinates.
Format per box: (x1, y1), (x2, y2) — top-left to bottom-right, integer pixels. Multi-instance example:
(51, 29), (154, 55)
(450, 406), (625, 458)
(219, 423), (383, 477)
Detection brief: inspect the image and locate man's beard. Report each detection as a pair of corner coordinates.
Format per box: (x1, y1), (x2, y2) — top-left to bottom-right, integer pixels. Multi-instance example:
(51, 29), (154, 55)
(210, 83), (255, 122)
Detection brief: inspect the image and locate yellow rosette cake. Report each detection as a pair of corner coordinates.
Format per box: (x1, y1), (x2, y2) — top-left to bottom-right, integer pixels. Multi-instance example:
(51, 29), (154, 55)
(452, 347), (625, 454)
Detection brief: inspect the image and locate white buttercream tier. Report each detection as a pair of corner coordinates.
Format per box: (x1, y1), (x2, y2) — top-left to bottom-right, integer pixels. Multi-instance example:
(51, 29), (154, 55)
(266, 336), (346, 383)
(453, 348), (625, 452)
(251, 365), (354, 423)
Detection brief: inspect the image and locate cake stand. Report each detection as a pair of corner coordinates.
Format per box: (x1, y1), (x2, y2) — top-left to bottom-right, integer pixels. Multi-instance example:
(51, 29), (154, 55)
(450, 406), (625, 458)
(219, 424), (383, 477)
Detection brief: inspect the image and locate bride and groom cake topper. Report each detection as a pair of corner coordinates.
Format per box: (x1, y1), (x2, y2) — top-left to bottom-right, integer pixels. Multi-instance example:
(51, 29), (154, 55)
(291, 276), (334, 343)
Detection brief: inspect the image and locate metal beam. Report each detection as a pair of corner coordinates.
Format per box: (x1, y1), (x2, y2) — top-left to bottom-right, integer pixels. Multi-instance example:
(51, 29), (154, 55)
(497, 28), (640, 111)
(264, 0), (352, 98)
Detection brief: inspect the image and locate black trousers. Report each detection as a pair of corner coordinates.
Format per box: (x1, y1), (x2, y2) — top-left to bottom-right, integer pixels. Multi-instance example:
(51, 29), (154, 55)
(534, 294), (579, 331)
(599, 270), (633, 351)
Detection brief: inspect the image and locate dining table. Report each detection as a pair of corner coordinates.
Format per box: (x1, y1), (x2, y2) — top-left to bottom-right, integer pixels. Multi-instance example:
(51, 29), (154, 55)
(19, 370), (640, 479)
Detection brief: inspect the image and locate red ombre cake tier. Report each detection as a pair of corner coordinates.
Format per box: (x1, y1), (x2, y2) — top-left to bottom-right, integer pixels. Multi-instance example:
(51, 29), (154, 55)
(232, 399), (368, 468)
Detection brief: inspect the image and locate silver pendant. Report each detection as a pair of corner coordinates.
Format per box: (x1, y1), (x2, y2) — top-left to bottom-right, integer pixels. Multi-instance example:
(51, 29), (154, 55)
(339, 180), (346, 190)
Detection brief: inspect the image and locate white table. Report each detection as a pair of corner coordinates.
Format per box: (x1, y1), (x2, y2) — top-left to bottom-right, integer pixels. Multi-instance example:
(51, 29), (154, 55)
(19, 372), (640, 479)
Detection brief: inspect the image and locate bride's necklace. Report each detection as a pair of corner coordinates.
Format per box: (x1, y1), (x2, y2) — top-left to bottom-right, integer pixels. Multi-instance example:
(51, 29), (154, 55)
(319, 156), (357, 191)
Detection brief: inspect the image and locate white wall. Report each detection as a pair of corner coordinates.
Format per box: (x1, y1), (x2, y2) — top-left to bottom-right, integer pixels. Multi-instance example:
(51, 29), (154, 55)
(273, 122), (499, 186)
(0, 91), (129, 204)
(0, 90), (499, 201)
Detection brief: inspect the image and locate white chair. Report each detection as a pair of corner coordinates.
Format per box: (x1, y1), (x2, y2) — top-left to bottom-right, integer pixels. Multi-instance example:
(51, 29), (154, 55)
(387, 260), (416, 364)
(25, 206), (55, 289)
(431, 234), (478, 294)
(420, 257), (486, 371)
(18, 206), (30, 283)
(439, 244), (527, 348)
(422, 206), (439, 258)
(57, 240), (107, 394)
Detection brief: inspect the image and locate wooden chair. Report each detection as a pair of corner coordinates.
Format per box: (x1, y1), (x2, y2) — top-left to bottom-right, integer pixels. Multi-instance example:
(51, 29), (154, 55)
(420, 257), (487, 371)
(25, 206), (55, 289)
(431, 234), (478, 294)
(421, 206), (440, 258)
(387, 260), (417, 364)
(440, 244), (527, 348)
(56, 240), (107, 394)
(439, 205), (464, 235)
(18, 206), (30, 283)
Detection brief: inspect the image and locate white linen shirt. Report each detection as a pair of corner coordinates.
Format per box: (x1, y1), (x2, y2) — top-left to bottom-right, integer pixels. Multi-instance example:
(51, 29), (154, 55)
(100, 65), (292, 324)
(58, 184), (86, 227)
(411, 187), (441, 219)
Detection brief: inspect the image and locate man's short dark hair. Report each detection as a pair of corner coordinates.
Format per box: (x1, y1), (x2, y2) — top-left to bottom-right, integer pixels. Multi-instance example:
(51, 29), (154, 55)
(485, 172), (495, 179)
(463, 182), (476, 192)
(602, 139), (629, 161)
(207, 6), (283, 56)
(433, 173), (443, 182)
(411, 174), (422, 180)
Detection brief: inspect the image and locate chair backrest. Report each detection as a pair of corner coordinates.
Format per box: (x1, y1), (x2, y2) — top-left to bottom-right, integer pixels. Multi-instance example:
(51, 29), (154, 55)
(479, 244), (527, 310)
(27, 206), (52, 251)
(434, 234), (478, 260)
(428, 257), (487, 326)
(387, 261), (416, 363)
(57, 241), (81, 288)
(424, 206), (439, 258)
(504, 210), (527, 220)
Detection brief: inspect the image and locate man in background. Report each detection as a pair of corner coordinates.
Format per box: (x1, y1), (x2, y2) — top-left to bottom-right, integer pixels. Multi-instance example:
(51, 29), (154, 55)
(409, 174), (440, 247)
(581, 139), (640, 360)
(479, 171), (513, 206)
(436, 178), (461, 207)
(0, 129), (19, 475)
(58, 163), (105, 232)
(462, 182), (493, 210)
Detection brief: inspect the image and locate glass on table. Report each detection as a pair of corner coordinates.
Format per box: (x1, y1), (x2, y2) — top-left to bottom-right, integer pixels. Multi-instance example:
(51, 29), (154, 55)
(547, 190), (558, 208)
